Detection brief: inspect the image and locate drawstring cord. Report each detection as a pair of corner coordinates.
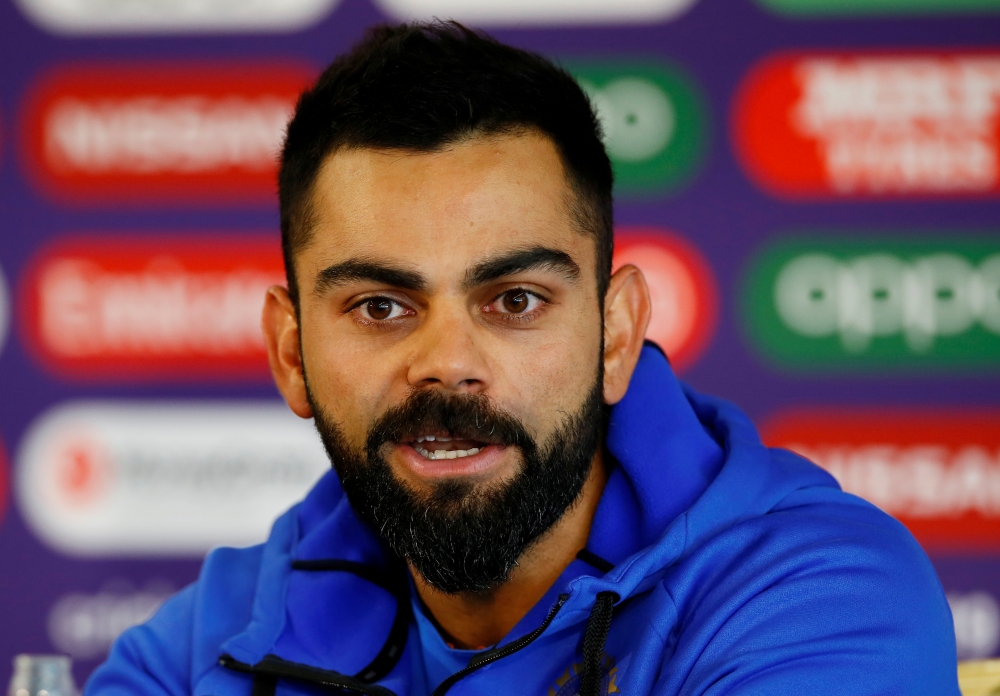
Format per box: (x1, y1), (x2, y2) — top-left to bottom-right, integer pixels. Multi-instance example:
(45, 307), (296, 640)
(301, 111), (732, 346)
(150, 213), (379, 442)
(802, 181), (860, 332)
(580, 591), (619, 696)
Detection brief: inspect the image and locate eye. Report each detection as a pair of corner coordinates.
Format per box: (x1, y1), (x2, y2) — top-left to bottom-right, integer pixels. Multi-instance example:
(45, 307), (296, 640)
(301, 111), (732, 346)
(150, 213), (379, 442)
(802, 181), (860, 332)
(490, 289), (544, 315)
(356, 297), (410, 321)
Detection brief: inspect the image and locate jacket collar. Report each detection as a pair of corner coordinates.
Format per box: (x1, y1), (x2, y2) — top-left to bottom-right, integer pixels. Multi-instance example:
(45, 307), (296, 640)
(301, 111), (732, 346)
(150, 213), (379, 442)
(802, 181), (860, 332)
(219, 345), (833, 670)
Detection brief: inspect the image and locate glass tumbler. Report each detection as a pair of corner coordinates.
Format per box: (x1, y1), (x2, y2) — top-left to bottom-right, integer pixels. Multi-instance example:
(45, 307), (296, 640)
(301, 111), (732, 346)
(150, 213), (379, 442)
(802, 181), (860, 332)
(7, 655), (77, 696)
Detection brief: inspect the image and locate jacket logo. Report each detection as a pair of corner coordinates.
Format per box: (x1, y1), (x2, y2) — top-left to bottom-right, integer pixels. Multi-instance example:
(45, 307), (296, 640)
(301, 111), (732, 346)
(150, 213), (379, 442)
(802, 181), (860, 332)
(548, 654), (620, 696)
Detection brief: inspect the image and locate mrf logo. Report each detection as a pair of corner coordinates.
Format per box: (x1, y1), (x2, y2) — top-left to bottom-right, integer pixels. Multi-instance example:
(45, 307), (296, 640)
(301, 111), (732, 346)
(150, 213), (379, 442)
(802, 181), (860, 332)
(614, 228), (717, 371)
(763, 409), (1000, 553)
(743, 237), (1000, 369)
(734, 52), (1000, 198)
(20, 235), (284, 381)
(571, 61), (707, 196)
(23, 63), (311, 204)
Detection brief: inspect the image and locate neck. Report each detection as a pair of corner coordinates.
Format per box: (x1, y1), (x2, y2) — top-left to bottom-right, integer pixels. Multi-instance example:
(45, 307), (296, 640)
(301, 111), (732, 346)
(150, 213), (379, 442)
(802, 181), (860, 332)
(408, 451), (608, 650)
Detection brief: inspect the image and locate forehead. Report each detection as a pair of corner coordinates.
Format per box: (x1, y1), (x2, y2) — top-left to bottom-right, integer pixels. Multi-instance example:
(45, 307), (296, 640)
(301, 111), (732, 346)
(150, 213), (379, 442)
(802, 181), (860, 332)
(303, 132), (591, 274)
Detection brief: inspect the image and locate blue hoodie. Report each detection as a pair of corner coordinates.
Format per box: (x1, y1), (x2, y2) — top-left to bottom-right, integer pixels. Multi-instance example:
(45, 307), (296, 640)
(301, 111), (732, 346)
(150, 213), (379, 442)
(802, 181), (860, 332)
(86, 346), (959, 695)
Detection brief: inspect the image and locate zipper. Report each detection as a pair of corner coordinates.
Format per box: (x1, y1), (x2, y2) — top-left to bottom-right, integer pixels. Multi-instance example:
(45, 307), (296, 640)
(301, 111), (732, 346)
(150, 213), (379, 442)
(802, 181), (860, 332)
(220, 592), (571, 696)
(429, 593), (570, 696)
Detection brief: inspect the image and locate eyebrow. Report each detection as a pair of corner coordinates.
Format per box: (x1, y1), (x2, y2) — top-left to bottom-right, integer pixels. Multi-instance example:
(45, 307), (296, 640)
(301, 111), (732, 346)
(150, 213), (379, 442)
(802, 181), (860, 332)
(464, 246), (581, 289)
(314, 258), (427, 295)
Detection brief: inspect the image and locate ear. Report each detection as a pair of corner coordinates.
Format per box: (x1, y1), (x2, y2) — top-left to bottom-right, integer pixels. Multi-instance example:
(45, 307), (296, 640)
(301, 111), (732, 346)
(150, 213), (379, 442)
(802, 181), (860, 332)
(602, 264), (652, 405)
(261, 285), (313, 419)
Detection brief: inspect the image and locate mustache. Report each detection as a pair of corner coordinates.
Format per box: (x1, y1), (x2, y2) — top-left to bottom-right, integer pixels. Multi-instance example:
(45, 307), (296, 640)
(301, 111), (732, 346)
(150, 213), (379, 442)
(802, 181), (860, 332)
(366, 389), (535, 455)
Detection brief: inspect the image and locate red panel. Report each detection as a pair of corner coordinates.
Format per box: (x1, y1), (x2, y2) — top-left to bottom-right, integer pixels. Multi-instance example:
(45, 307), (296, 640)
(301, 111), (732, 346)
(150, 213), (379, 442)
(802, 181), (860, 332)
(614, 227), (718, 371)
(733, 51), (1000, 198)
(22, 62), (313, 204)
(763, 409), (1000, 553)
(20, 235), (284, 381)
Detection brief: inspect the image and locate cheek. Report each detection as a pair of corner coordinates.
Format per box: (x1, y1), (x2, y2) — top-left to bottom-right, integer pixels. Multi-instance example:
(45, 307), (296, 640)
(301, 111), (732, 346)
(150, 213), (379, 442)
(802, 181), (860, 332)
(299, 318), (401, 445)
(490, 311), (603, 433)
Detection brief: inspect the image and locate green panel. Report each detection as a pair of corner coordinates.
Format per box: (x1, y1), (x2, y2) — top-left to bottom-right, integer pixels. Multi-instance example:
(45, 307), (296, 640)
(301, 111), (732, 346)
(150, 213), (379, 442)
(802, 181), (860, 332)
(758, 0), (1000, 16)
(742, 235), (1000, 372)
(568, 60), (707, 197)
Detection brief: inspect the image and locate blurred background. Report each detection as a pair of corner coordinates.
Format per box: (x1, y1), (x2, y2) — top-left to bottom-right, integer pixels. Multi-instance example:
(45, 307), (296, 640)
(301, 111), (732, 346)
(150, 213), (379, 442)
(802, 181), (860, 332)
(0, 0), (999, 685)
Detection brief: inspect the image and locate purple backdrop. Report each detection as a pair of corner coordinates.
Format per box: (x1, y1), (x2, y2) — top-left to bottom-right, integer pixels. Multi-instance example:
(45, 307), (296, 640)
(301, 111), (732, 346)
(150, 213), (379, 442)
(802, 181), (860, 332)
(1, 0), (999, 686)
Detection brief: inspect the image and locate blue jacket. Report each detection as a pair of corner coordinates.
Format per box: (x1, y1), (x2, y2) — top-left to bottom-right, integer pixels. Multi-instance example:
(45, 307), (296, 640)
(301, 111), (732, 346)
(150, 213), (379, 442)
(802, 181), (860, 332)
(86, 346), (959, 695)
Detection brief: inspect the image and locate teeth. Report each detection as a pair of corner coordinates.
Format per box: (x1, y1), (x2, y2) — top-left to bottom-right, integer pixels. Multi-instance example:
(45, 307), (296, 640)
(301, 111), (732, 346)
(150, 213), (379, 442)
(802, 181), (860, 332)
(413, 446), (483, 461)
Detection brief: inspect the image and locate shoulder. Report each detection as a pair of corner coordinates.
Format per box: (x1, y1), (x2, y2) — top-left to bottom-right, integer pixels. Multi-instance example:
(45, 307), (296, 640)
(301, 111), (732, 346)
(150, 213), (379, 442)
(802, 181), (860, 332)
(85, 544), (266, 695)
(664, 471), (958, 694)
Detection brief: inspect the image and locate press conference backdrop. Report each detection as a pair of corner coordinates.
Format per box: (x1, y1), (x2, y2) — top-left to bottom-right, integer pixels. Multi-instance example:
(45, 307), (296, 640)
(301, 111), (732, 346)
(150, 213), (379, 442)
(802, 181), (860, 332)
(0, 0), (999, 683)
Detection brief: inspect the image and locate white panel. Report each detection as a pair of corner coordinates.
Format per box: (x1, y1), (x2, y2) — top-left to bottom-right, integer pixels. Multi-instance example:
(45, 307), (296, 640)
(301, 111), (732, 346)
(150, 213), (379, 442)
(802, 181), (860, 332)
(17, 401), (331, 556)
(15, 0), (339, 34)
(374, 0), (698, 25)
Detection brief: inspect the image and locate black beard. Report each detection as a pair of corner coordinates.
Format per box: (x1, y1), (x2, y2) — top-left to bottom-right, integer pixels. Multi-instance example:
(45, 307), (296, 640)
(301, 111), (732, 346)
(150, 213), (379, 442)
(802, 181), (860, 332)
(308, 381), (605, 595)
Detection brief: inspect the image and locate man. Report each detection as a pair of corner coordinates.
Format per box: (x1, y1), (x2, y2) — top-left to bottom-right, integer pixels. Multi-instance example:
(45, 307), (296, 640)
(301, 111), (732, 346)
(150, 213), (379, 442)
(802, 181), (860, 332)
(87, 22), (958, 696)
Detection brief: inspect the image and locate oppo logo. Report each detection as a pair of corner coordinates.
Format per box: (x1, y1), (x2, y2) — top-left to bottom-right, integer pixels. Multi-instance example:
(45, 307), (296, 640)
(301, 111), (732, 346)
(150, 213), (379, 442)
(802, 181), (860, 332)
(734, 52), (1000, 198)
(24, 64), (311, 203)
(20, 235), (283, 381)
(573, 62), (707, 195)
(776, 252), (1000, 352)
(744, 237), (1000, 368)
(15, 0), (338, 34)
(375, 0), (697, 25)
(763, 409), (1000, 553)
(614, 228), (717, 370)
(16, 401), (330, 556)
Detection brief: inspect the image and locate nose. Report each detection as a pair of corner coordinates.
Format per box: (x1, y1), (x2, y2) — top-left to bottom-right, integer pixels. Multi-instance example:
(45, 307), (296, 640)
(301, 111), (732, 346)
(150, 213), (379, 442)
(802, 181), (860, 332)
(406, 300), (492, 394)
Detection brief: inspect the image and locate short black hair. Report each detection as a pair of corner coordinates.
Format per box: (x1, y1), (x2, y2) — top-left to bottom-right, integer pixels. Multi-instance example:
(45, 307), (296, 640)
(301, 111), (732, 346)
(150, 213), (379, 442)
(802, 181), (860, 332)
(279, 21), (614, 305)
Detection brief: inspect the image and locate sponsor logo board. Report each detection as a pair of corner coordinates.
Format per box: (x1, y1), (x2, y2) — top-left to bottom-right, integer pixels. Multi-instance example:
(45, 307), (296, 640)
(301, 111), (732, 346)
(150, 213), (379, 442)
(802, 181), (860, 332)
(16, 401), (330, 556)
(374, 0), (696, 25)
(0, 262), (9, 358)
(0, 437), (8, 526)
(763, 409), (1000, 553)
(15, 0), (338, 34)
(48, 579), (175, 659)
(950, 591), (1000, 660)
(743, 237), (1000, 369)
(614, 228), (717, 370)
(572, 62), (707, 195)
(734, 52), (1000, 198)
(20, 235), (283, 381)
(758, 0), (1000, 15)
(23, 64), (311, 203)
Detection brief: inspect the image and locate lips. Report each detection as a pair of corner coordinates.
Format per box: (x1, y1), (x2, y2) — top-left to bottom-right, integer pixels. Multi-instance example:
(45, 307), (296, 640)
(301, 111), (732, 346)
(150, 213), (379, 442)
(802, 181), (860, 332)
(396, 436), (508, 480)
(409, 434), (488, 460)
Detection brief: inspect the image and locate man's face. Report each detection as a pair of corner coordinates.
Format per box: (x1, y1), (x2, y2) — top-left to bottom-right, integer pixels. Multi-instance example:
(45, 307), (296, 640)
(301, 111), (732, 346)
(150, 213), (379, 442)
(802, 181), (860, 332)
(289, 132), (608, 591)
